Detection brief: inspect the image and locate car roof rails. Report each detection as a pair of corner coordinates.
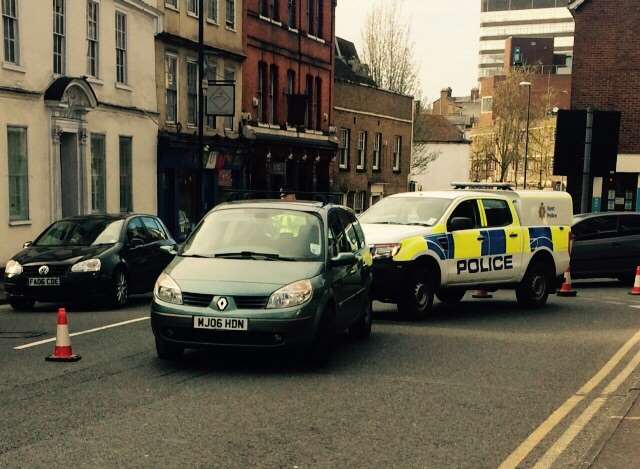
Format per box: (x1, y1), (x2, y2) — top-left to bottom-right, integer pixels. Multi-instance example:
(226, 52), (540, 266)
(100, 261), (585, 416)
(451, 182), (515, 191)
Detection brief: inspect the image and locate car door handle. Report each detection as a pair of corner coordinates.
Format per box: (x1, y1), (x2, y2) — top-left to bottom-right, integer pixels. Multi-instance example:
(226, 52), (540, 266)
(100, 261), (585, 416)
(509, 233), (519, 238)
(477, 236), (486, 241)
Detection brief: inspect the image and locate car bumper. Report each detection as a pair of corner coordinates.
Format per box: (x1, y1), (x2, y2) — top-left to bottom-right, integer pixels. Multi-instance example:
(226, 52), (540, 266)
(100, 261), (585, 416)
(371, 259), (408, 302)
(4, 272), (111, 303)
(150, 300), (318, 350)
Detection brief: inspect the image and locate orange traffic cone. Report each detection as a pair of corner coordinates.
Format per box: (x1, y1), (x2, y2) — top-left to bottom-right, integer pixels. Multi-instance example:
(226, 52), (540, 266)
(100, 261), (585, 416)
(472, 289), (493, 299)
(629, 266), (640, 296)
(557, 268), (577, 297)
(45, 308), (81, 362)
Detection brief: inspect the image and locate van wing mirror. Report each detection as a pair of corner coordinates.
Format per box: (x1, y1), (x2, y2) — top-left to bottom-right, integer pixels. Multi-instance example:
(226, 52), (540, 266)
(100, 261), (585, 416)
(449, 217), (474, 232)
(330, 252), (357, 267)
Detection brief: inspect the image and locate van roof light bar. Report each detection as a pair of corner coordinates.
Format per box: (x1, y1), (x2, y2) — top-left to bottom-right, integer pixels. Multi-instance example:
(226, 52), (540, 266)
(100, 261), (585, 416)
(451, 182), (515, 191)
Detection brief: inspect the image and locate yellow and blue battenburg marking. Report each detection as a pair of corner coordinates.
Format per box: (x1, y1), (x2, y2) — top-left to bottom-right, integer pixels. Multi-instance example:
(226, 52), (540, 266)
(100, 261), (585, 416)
(424, 234), (454, 260)
(480, 230), (506, 256)
(528, 227), (553, 252)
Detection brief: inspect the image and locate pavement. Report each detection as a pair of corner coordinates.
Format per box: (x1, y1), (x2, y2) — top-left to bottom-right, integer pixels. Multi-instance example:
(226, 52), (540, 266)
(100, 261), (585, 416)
(1, 283), (640, 468)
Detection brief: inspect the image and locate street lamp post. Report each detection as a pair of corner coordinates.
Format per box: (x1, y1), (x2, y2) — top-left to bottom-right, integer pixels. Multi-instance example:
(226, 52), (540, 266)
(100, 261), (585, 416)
(520, 81), (532, 189)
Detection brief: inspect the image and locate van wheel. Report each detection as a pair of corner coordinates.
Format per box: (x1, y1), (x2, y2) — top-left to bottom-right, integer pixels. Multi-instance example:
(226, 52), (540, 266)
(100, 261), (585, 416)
(155, 337), (183, 360)
(348, 300), (372, 340)
(516, 262), (551, 309)
(398, 271), (435, 320)
(436, 289), (466, 305)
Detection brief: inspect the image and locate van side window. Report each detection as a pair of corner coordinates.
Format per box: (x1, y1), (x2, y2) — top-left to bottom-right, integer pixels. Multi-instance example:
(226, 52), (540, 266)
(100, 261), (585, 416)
(483, 199), (513, 227)
(447, 200), (481, 231)
(338, 210), (362, 252)
(328, 211), (351, 255)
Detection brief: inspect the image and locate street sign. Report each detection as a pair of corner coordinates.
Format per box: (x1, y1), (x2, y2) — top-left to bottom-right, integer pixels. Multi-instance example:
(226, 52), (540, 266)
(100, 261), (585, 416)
(207, 80), (235, 117)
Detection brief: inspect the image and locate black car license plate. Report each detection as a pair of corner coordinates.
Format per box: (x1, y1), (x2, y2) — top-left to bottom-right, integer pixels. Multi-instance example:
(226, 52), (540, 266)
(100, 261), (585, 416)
(28, 277), (61, 287)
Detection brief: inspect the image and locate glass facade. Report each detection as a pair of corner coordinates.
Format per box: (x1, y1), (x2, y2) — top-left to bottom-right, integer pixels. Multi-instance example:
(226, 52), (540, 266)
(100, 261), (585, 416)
(481, 0), (567, 12)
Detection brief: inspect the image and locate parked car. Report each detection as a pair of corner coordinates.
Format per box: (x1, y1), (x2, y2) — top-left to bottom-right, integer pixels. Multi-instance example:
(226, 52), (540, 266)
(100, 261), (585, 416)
(150, 200), (373, 366)
(3, 214), (177, 310)
(571, 212), (640, 283)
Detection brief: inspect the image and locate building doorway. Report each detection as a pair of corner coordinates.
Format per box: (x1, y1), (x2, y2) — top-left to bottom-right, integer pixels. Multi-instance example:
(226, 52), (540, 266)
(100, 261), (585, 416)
(60, 132), (80, 218)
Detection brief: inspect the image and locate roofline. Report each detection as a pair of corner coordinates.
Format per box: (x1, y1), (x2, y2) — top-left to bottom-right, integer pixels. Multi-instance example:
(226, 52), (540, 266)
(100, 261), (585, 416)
(414, 140), (471, 145)
(568, 0), (588, 12)
(334, 77), (415, 100)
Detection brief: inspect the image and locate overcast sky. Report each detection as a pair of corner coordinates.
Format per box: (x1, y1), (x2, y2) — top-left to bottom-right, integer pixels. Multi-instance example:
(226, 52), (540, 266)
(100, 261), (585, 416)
(336, 0), (480, 104)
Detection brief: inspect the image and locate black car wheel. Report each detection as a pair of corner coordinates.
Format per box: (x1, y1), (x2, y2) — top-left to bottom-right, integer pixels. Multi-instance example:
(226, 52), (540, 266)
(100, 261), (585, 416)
(306, 308), (335, 368)
(398, 270), (435, 320)
(436, 289), (466, 305)
(9, 298), (35, 311)
(348, 299), (372, 340)
(110, 269), (129, 308)
(155, 337), (184, 360)
(516, 262), (551, 309)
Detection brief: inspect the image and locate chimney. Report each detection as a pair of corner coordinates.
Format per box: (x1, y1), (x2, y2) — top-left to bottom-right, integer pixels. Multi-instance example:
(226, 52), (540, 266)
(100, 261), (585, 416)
(438, 88), (451, 115)
(471, 88), (479, 102)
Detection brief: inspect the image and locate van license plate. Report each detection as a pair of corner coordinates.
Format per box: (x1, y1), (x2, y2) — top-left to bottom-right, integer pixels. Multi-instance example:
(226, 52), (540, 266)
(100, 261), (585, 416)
(193, 316), (248, 331)
(28, 278), (61, 287)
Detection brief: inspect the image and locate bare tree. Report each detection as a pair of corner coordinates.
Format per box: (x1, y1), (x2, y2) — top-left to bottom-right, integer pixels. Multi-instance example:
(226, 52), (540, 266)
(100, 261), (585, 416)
(361, 0), (420, 96)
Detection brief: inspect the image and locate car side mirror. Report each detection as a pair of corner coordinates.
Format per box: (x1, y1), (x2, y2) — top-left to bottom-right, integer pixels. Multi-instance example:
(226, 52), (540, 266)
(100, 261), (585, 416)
(129, 238), (145, 249)
(449, 217), (474, 232)
(160, 244), (178, 256)
(23, 241), (33, 248)
(330, 252), (357, 268)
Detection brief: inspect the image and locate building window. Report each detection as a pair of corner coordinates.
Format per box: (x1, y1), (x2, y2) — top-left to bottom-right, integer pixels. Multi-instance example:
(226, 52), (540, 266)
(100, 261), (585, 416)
(307, 0), (314, 35)
(91, 134), (106, 214)
(2, 0), (19, 64)
(165, 53), (178, 123)
(315, 77), (322, 130)
(316, 0), (323, 38)
(87, 0), (99, 77)
(288, 0), (296, 28)
(206, 61), (217, 128)
(224, 66), (235, 129)
(286, 69), (295, 122)
(393, 135), (402, 172)
(339, 128), (350, 170)
(53, 0), (65, 75)
(165, 0), (178, 8)
(357, 131), (366, 170)
(187, 0), (199, 16)
(305, 74), (313, 129)
(7, 126), (28, 221)
(355, 191), (367, 214)
(481, 96), (493, 113)
(269, 65), (278, 124)
(119, 136), (133, 213)
(258, 62), (266, 122)
(115, 12), (127, 84)
(207, 0), (218, 22)
(260, 0), (277, 19)
(225, 0), (235, 29)
(373, 133), (382, 170)
(187, 60), (198, 126)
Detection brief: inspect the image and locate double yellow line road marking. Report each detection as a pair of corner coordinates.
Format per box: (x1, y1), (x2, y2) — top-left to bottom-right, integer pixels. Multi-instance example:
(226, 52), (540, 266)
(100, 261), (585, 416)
(500, 328), (640, 468)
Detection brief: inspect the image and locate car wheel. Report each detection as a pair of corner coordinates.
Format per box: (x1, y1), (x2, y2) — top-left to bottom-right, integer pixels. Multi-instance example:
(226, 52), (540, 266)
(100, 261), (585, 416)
(516, 262), (551, 309)
(436, 289), (466, 305)
(9, 298), (35, 311)
(306, 309), (335, 368)
(398, 270), (435, 320)
(155, 337), (183, 360)
(348, 299), (372, 340)
(110, 269), (129, 309)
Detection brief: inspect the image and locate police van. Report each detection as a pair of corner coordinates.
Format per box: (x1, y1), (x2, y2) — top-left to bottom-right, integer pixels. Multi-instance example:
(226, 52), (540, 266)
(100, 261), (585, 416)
(359, 183), (573, 318)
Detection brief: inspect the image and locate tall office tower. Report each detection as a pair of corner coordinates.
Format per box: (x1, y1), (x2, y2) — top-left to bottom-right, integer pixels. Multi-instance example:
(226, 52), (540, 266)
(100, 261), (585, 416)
(479, 1), (574, 78)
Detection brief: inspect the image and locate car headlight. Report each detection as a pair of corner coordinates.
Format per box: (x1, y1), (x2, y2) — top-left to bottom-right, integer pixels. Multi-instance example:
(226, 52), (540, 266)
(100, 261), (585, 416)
(5, 260), (23, 277)
(154, 272), (183, 305)
(267, 280), (313, 309)
(371, 243), (401, 259)
(71, 259), (102, 273)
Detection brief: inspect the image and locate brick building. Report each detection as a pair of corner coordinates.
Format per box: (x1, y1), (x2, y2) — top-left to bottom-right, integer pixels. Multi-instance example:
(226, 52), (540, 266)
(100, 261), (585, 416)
(333, 38), (413, 213)
(240, 0), (339, 197)
(568, 0), (640, 212)
(430, 87), (480, 135)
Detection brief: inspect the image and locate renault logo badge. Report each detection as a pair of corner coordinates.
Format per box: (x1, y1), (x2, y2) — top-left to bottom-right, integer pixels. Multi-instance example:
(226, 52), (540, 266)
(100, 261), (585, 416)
(216, 297), (229, 311)
(39, 265), (50, 276)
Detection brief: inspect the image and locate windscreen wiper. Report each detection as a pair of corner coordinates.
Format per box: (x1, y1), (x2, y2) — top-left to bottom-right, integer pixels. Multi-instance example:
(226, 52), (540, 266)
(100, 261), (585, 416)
(214, 251), (297, 261)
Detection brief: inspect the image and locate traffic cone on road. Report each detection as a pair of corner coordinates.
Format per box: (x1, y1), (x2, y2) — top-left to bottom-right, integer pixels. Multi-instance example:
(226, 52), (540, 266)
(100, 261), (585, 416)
(557, 268), (577, 297)
(45, 308), (81, 362)
(472, 289), (493, 299)
(629, 266), (640, 296)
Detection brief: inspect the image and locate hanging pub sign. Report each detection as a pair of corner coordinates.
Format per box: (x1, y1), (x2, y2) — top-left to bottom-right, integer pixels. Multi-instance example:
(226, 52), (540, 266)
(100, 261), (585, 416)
(206, 80), (235, 117)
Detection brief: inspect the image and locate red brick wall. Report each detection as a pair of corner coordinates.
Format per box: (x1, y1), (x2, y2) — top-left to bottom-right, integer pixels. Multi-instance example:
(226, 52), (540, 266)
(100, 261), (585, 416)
(571, 0), (640, 154)
(243, 0), (335, 130)
(333, 81), (413, 203)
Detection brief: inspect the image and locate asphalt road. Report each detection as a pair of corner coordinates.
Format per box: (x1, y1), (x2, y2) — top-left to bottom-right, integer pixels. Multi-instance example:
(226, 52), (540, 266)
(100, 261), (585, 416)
(1, 283), (640, 469)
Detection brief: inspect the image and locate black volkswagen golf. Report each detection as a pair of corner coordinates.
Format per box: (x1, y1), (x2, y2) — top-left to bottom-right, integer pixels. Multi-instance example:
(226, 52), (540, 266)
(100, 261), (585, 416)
(4, 214), (177, 310)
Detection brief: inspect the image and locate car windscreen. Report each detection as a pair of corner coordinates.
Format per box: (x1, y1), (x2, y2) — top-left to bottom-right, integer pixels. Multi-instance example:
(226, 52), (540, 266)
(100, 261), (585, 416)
(359, 197), (453, 227)
(181, 208), (324, 261)
(34, 219), (125, 247)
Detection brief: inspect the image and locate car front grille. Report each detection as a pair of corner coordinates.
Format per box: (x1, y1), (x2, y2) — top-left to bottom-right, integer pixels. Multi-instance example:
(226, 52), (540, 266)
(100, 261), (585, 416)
(168, 328), (283, 346)
(23, 265), (69, 277)
(181, 293), (269, 309)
